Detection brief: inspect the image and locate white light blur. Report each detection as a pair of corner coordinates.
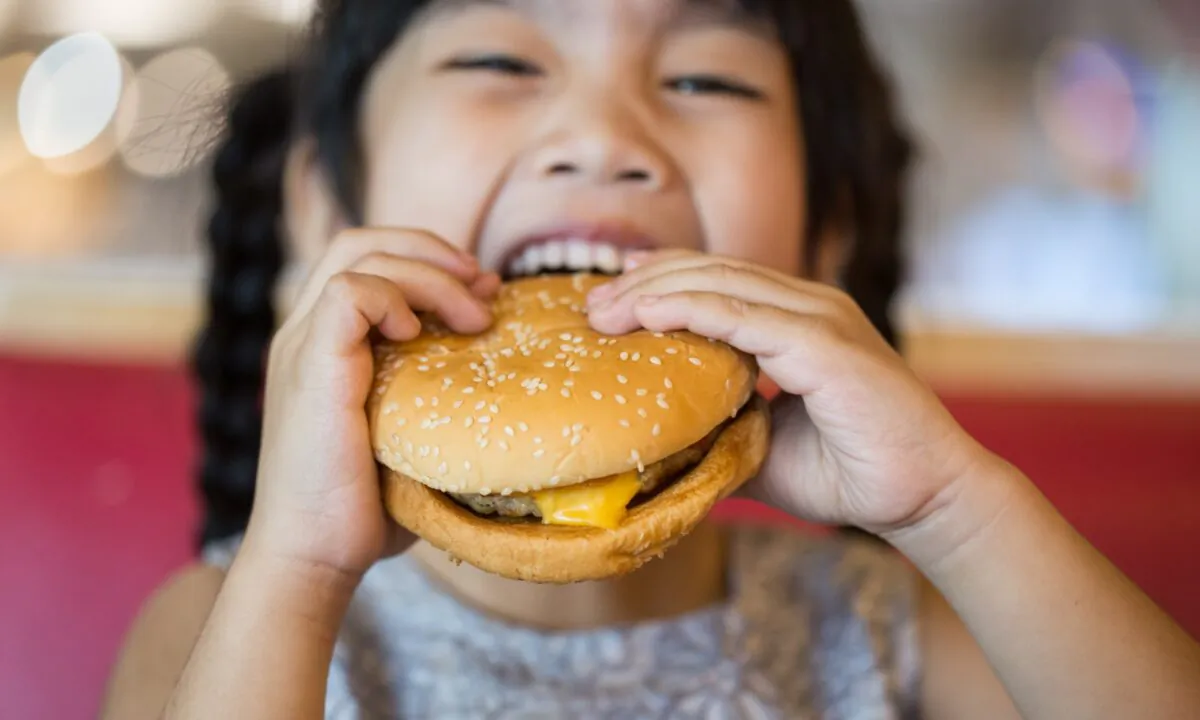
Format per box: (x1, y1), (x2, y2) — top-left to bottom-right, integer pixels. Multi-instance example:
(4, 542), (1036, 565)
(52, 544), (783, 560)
(25, 0), (219, 48)
(244, 0), (317, 26)
(18, 33), (124, 160)
(0, 53), (35, 178)
(118, 48), (231, 178)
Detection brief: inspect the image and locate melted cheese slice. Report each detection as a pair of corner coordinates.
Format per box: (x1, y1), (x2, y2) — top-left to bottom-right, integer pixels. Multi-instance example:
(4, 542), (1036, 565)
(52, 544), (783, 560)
(531, 471), (642, 530)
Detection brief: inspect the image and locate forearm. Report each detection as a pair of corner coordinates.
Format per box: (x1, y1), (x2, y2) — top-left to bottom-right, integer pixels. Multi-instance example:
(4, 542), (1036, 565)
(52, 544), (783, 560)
(164, 542), (357, 720)
(889, 456), (1200, 719)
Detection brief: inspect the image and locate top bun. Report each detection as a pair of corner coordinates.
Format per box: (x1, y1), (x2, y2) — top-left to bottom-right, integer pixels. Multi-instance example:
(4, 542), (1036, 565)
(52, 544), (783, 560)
(367, 274), (756, 496)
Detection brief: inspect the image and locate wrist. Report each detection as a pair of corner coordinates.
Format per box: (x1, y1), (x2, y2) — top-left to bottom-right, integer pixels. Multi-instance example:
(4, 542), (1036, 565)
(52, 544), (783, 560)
(231, 528), (364, 618)
(881, 449), (1034, 579)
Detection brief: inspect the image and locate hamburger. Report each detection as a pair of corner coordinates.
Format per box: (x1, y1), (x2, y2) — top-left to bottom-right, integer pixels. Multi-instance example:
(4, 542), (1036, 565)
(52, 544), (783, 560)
(367, 273), (769, 583)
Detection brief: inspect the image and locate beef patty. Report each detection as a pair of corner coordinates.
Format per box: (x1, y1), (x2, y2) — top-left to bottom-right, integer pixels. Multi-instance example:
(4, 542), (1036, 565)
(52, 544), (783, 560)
(450, 422), (726, 519)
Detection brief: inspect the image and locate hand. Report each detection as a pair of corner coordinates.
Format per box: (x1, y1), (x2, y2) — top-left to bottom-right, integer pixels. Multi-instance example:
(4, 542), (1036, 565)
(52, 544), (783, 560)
(244, 228), (500, 578)
(585, 250), (995, 535)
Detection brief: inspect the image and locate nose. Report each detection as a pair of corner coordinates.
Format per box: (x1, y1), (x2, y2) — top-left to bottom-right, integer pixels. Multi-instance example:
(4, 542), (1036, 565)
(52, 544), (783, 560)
(528, 97), (672, 191)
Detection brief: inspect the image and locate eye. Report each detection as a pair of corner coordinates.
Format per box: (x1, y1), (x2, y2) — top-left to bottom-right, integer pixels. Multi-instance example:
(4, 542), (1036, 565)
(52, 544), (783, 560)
(665, 75), (765, 100)
(442, 54), (543, 77)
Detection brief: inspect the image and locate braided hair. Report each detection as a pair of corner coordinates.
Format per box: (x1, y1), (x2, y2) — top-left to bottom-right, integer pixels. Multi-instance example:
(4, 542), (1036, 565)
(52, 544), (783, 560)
(192, 0), (914, 548)
(192, 70), (293, 547)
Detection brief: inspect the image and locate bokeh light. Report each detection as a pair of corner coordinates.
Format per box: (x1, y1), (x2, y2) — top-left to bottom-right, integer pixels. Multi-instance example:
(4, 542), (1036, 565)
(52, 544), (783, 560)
(117, 48), (231, 178)
(18, 33), (124, 161)
(244, 0), (318, 26)
(24, 0), (219, 48)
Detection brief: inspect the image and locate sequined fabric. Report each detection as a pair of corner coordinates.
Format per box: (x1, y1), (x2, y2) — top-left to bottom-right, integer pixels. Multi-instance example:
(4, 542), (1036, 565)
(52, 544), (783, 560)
(204, 526), (920, 719)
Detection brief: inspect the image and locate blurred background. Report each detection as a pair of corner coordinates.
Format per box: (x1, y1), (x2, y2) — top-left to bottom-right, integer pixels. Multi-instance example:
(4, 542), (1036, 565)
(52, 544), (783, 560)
(0, 1), (1197, 717)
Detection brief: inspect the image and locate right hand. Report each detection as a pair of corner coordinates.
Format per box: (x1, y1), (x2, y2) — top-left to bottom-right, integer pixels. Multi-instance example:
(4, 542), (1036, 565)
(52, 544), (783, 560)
(242, 228), (500, 579)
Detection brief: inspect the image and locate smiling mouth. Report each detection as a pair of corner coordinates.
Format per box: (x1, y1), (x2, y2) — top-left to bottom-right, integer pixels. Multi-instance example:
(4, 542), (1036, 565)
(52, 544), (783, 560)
(502, 238), (639, 281)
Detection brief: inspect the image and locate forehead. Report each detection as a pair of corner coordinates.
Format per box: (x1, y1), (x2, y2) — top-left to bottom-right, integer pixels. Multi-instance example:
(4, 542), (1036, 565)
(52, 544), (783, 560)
(425, 0), (772, 36)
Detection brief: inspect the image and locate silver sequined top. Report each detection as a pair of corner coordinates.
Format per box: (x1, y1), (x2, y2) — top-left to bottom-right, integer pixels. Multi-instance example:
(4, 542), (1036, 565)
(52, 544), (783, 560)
(204, 526), (920, 719)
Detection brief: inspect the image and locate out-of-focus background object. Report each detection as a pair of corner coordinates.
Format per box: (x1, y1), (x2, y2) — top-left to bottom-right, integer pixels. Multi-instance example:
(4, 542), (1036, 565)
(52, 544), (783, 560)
(0, 1), (1197, 718)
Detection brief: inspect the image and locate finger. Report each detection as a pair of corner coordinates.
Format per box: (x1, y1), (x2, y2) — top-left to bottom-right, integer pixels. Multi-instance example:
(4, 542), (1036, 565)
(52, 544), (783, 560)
(622, 248), (700, 271)
(588, 264), (834, 336)
(310, 272), (422, 355)
(469, 270), (503, 300)
(589, 253), (837, 310)
(293, 228), (480, 318)
(630, 292), (840, 395)
(344, 254), (494, 334)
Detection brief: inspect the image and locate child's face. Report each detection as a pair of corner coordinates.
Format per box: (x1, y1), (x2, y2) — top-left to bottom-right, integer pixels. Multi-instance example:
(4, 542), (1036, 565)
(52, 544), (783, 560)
(330, 0), (806, 276)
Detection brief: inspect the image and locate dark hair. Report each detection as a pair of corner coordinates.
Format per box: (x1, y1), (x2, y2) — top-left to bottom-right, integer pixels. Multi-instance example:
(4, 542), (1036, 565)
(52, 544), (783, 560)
(192, 0), (914, 548)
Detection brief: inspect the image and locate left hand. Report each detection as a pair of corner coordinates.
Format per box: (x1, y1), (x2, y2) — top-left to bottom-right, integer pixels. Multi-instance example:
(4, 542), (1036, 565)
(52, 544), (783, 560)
(585, 250), (995, 534)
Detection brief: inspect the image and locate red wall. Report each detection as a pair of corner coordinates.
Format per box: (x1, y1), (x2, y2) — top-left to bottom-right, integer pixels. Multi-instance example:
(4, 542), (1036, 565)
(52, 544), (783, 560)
(1, 354), (1197, 720)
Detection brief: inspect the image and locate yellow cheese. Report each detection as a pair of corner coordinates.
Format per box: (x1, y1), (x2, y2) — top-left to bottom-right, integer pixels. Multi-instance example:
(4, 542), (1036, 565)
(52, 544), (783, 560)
(531, 471), (642, 530)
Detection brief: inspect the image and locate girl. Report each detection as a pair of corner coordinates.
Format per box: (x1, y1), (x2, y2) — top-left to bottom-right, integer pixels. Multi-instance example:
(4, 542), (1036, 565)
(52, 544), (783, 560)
(103, 1), (1200, 718)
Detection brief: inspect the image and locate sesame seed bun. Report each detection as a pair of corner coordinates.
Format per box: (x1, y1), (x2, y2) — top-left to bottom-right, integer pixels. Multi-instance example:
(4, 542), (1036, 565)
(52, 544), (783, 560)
(382, 394), (769, 583)
(366, 273), (768, 583)
(367, 274), (758, 495)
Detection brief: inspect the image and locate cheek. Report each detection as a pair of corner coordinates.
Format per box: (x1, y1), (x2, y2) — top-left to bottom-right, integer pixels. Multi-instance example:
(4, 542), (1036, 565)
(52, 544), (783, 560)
(687, 127), (805, 275)
(359, 102), (520, 251)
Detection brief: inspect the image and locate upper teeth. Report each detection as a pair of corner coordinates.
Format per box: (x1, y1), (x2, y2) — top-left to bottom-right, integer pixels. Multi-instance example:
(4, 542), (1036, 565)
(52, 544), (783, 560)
(507, 239), (628, 277)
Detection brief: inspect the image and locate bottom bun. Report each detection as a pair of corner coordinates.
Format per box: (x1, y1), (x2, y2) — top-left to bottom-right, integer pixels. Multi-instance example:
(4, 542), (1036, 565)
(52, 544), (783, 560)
(382, 395), (770, 584)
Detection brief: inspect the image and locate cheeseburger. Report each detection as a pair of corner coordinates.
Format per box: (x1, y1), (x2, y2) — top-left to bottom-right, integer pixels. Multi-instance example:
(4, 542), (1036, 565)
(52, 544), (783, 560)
(367, 273), (769, 583)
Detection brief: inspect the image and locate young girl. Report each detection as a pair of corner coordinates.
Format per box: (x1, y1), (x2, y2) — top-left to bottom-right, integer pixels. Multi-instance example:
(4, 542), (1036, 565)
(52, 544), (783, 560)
(103, 1), (1200, 718)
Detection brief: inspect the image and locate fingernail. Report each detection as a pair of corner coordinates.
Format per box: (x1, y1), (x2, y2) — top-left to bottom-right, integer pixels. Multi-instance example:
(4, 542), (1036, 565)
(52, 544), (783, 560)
(587, 283), (616, 305)
(624, 251), (651, 270)
(458, 251), (479, 269)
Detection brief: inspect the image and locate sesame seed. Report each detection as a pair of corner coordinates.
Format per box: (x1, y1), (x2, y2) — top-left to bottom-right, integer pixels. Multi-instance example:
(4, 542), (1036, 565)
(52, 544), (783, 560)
(616, 395), (627, 405)
(592, 351), (602, 359)
(619, 419), (630, 428)
(636, 388), (648, 397)
(632, 352), (641, 361)
(574, 423), (584, 431)
(436, 361), (447, 369)
(561, 389), (571, 398)
(571, 435), (582, 447)
(418, 365), (430, 372)
(490, 404), (500, 413)
(501, 488), (513, 496)
(465, 417), (474, 428)
(563, 379), (575, 387)
(563, 426), (571, 437)
(430, 397), (439, 407)
(664, 378), (674, 389)
(533, 436), (542, 444)
(383, 403), (398, 415)
(453, 400), (464, 409)
(652, 424), (661, 436)
(396, 418), (407, 427)
(666, 347), (678, 355)
(463, 387), (475, 394)
(560, 333), (572, 341)
(617, 374), (628, 384)
(657, 398), (670, 409)
(518, 422), (529, 432)
(650, 356), (662, 365)
(500, 441), (510, 451)
(414, 397), (425, 408)
(725, 378), (731, 390)
(544, 361), (555, 368)
(505, 426), (515, 437)
(638, 408), (649, 418)
(479, 415), (492, 424)
(591, 391), (603, 400)
(534, 449), (545, 458)
(480, 439), (490, 449)
(689, 357), (702, 366)
(464, 460), (472, 471)
(620, 352), (629, 361)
